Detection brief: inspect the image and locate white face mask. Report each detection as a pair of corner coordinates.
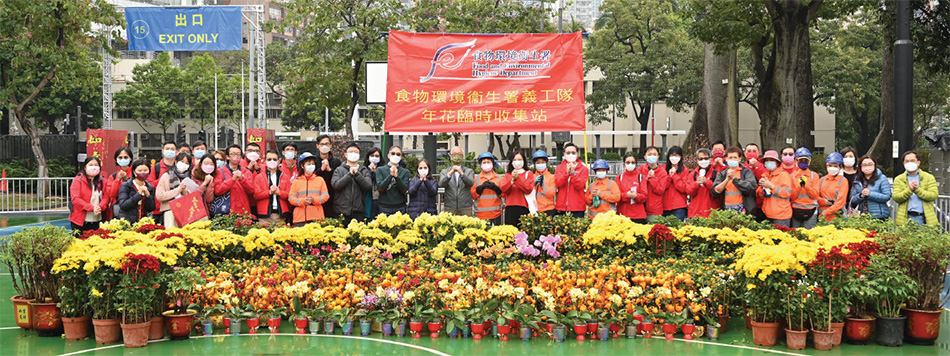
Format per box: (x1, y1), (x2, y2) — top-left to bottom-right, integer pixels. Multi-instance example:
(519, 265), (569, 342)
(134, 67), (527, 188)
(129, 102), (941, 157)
(369, 156), (380, 164)
(625, 163), (637, 172)
(595, 171), (607, 179)
(305, 164), (316, 173)
(246, 152), (260, 162)
(266, 160), (279, 170)
(535, 163), (547, 172)
(481, 163), (494, 172)
(389, 155), (401, 165)
(564, 154), (577, 163)
(346, 152), (360, 162)
(418, 168), (428, 177)
(319, 145), (331, 154)
(176, 162), (190, 173)
(826, 167), (840, 176)
(697, 159), (710, 169)
(669, 156), (681, 165)
(512, 160), (524, 169)
(843, 157), (856, 167)
(904, 162), (918, 173)
(284, 151), (295, 160)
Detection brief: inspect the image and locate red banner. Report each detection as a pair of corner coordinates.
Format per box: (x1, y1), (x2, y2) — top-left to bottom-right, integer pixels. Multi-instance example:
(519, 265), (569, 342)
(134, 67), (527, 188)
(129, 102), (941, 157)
(86, 129), (129, 174)
(247, 129), (276, 151)
(385, 31), (585, 133)
(170, 189), (209, 227)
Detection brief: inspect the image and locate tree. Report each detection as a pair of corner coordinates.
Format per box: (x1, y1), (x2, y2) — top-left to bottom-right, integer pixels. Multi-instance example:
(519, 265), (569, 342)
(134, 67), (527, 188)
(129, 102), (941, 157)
(114, 52), (184, 136)
(0, 0), (122, 181)
(586, 0), (702, 155)
(280, 0), (403, 137)
(182, 54), (242, 133)
(27, 57), (104, 135)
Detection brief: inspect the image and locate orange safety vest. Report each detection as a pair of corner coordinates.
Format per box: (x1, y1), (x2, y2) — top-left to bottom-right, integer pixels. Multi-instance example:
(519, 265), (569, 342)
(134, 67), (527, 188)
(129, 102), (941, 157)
(471, 171), (503, 220)
(791, 169), (820, 210)
(585, 178), (621, 218)
(535, 170), (557, 213)
(817, 174), (848, 221)
(759, 169), (793, 220)
(723, 168), (744, 206)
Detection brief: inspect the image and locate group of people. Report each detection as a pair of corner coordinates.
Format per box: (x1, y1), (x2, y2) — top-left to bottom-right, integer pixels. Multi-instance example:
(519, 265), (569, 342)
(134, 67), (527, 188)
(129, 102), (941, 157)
(68, 136), (941, 232)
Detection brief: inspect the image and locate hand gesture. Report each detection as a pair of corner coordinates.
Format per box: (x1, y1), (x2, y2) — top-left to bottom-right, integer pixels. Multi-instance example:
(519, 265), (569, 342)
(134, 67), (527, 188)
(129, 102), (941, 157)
(116, 170), (127, 181)
(758, 177), (772, 190)
(93, 206), (101, 215)
(232, 170), (243, 180)
(350, 166), (358, 175)
(369, 163), (377, 172)
(138, 185), (149, 197)
(420, 174), (426, 181)
(248, 160), (258, 170)
(627, 190), (637, 199)
(697, 177), (707, 186)
(455, 166), (463, 174)
(669, 168), (676, 176)
(390, 166), (398, 177)
(592, 188), (600, 196)
(731, 169), (741, 180)
(748, 158), (758, 166)
(861, 188), (870, 197)
(714, 157), (724, 166)
(270, 185), (279, 195)
(648, 169), (655, 178)
(910, 180), (919, 191)
(322, 160), (330, 172)
(304, 196), (314, 205)
(203, 175), (213, 186)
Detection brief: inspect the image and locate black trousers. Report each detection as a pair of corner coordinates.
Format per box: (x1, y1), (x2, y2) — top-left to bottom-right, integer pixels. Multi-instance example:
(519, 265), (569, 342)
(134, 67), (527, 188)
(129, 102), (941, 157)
(504, 205), (530, 229)
(71, 221), (100, 232)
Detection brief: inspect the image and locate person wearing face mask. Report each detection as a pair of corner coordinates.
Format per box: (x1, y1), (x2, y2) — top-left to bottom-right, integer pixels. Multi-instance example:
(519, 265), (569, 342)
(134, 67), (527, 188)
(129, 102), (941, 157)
(585, 159), (621, 218)
(789, 147), (821, 228)
(316, 134), (343, 217)
(848, 155), (892, 220)
(779, 146), (797, 174)
(710, 141), (727, 171)
(637, 146), (668, 223)
(756, 150), (793, 227)
(189, 156), (218, 207)
(839, 147), (858, 197)
(213, 150), (228, 170)
(213, 145), (257, 217)
(713, 147), (758, 215)
(471, 151), (504, 224)
(893, 151), (938, 226)
(439, 146), (476, 217)
(532, 150), (558, 216)
(156, 153), (206, 227)
(147, 141), (178, 224)
(331, 143), (374, 224)
(280, 143), (299, 179)
(500, 151), (535, 228)
(242, 143), (264, 211)
(661, 146), (689, 221)
(115, 160), (157, 224)
(376, 146), (412, 215)
(407, 159), (439, 219)
(254, 150), (293, 225)
(364, 147), (384, 220)
(192, 141), (208, 166)
(616, 152), (648, 222)
(554, 143), (589, 218)
(105, 147), (134, 220)
(69, 157), (111, 231)
(289, 153), (330, 226)
(743, 143), (769, 221)
(815, 152), (849, 222)
(685, 149), (721, 219)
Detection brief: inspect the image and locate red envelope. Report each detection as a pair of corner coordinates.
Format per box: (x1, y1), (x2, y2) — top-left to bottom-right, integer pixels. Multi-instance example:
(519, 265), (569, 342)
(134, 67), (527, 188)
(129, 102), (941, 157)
(170, 190), (208, 227)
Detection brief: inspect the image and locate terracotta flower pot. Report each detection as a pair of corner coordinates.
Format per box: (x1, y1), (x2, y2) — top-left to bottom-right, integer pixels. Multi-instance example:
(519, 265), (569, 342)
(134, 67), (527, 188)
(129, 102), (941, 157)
(163, 310), (196, 340)
(904, 308), (942, 345)
(573, 323), (587, 341)
(121, 321), (151, 348)
(295, 318), (308, 334)
(844, 316), (875, 344)
(30, 302), (62, 337)
(750, 320), (780, 346)
(92, 318), (122, 344)
(497, 324), (511, 341)
(662, 323), (676, 339)
(148, 316), (164, 340)
(875, 315), (904, 347)
(830, 321), (844, 346)
(785, 328), (808, 350)
(717, 315), (730, 333)
(640, 321), (654, 339)
(812, 328), (835, 350)
(10, 296), (33, 330)
(681, 324), (696, 340)
(63, 316), (91, 340)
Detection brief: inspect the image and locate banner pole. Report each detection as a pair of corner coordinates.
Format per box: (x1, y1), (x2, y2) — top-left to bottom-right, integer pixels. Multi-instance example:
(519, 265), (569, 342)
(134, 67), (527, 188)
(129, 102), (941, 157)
(584, 130), (590, 188)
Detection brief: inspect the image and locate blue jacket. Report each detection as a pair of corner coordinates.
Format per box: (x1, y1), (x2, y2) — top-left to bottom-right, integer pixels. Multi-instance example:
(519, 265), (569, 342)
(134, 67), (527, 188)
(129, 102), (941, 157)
(407, 175), (438, 219)
(849, 169), (892, 219)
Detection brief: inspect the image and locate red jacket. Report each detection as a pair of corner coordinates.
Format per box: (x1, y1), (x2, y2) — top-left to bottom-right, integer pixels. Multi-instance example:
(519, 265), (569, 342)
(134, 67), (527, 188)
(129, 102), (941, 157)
(214, 165), (256, 216)
(685, 167), (722, 218)
(638, 164), (668, 216)
(744, 161), (768, 208)
(103, 166), (133, 220)
(501, 170), (535, 208)
(554, 161), (589, 212)
(146, 160), (173, 215)
(663, 166), (690, 211)
(615, 170), (648, 219)
(69, 175), (111, 226)
(253, 168), (293, 218)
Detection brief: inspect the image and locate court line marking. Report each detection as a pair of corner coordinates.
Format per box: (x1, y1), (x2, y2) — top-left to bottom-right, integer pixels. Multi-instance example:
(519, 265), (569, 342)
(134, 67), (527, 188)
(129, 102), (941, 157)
(0, 326), (22, 330)
(661, 337), (808, 356)
(58, 333), (452, 356)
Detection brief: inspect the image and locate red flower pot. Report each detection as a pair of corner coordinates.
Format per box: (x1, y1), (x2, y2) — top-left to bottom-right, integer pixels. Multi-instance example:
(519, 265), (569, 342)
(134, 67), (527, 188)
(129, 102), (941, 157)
(498, 324), (511, 341)
(482, 320), (492, 336)
(904, 308), (943, 345)
(409, 320), (424, 338)
(30, 302), (62, 337)
(164, 310), (196, 340)
(63, 316), (91, 340)
(267, 317), (281, 333)
(547, 322), (555, 339)
(121, 321), (151, 348)
(428, 320), (442, 338)
(148, 316), (164, 340)
(508, 319), (519, 334)
(92, 318), (121, 344)
(246, 317), (260, 334)
(633, 314), (644, 335)
(573, 323), (587, 341)
(10, 296), (33, 330)
(662, 323), (676, 339)
(587, 321), (598, 335)
(844, 317), (875, 344)
(294, 318), (308, 334)
(471, 322), (485, 340)
(681, 324), (696, 340)
(641, 321), (654, 338)
(609, 323), (622, 338)
(750, 320), (780, 346)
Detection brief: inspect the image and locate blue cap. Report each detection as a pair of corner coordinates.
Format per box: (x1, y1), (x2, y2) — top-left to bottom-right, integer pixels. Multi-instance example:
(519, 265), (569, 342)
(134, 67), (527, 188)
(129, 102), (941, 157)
(297, 152), (315, 165)
(532, 150), (549, 161)
(794, 147), (812, 159)
(477, 151), (495, 162)
(826, 152), (843, 165)
(592, 159), (610, 170)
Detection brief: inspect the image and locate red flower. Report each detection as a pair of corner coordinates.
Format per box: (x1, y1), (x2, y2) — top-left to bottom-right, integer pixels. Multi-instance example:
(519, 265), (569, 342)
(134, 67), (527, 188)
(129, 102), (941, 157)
(121, 253), (161, 275)
(80, 228), (114, 240)
(136, 224), (165, 234)
(153, 284), (161, 288)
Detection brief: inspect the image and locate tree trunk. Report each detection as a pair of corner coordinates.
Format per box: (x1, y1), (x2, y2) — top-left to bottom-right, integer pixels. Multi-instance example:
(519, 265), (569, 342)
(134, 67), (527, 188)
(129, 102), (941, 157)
(698, 43), (738, 147)
(685, 93), (708, 151)
(344, 58), (362, 138)
(869, 30), (895, 170)
(635, 104), (653, 156)
(487, 133), (496, 155)
(760, 1), (821, 149)
(13, 108), (49, 198)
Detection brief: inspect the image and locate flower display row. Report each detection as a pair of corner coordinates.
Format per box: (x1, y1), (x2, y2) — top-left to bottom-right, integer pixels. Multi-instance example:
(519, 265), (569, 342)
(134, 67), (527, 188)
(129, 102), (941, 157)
(3, 210), (948, 350)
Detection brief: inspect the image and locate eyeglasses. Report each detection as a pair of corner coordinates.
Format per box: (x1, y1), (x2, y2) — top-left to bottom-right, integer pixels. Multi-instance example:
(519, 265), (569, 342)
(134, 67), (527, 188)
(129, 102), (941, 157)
(229, 153), (242, 157)
(861, 163), (875, 167)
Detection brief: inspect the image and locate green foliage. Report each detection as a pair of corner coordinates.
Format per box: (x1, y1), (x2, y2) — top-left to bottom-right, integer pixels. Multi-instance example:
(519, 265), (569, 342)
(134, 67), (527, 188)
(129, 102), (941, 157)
(406, 0), (555, 33)
(653, 215), (685, 229)
(164, 267), (203, 315)
(114, 52), (185, 134)
(601, 152), (622, 161)
(0, 225), (73, 301)
(866, 253), (916, 318)
(57, 269), (90, 318)
(882, 223), (950, 311)
(519, 213), (589, 254)
(687, 209), (764, 231)
(0, 157), (78, 178)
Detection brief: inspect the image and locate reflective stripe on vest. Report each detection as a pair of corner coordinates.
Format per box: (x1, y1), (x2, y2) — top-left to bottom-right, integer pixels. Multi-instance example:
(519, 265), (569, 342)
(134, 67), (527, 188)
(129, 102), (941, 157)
(475, 174), (501, 213)
(817, 176), (846, 213)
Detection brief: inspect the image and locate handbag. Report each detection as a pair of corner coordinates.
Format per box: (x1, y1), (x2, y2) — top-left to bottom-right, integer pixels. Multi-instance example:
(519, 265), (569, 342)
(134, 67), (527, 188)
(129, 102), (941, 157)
(209, 191), (231, 217)
(792, 207), (815, 220)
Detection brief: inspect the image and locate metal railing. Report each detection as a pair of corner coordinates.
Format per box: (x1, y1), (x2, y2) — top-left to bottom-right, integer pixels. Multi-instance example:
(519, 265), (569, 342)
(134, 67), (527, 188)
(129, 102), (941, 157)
(936, 195), (950, 231)
(0, 178), (73, 213)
